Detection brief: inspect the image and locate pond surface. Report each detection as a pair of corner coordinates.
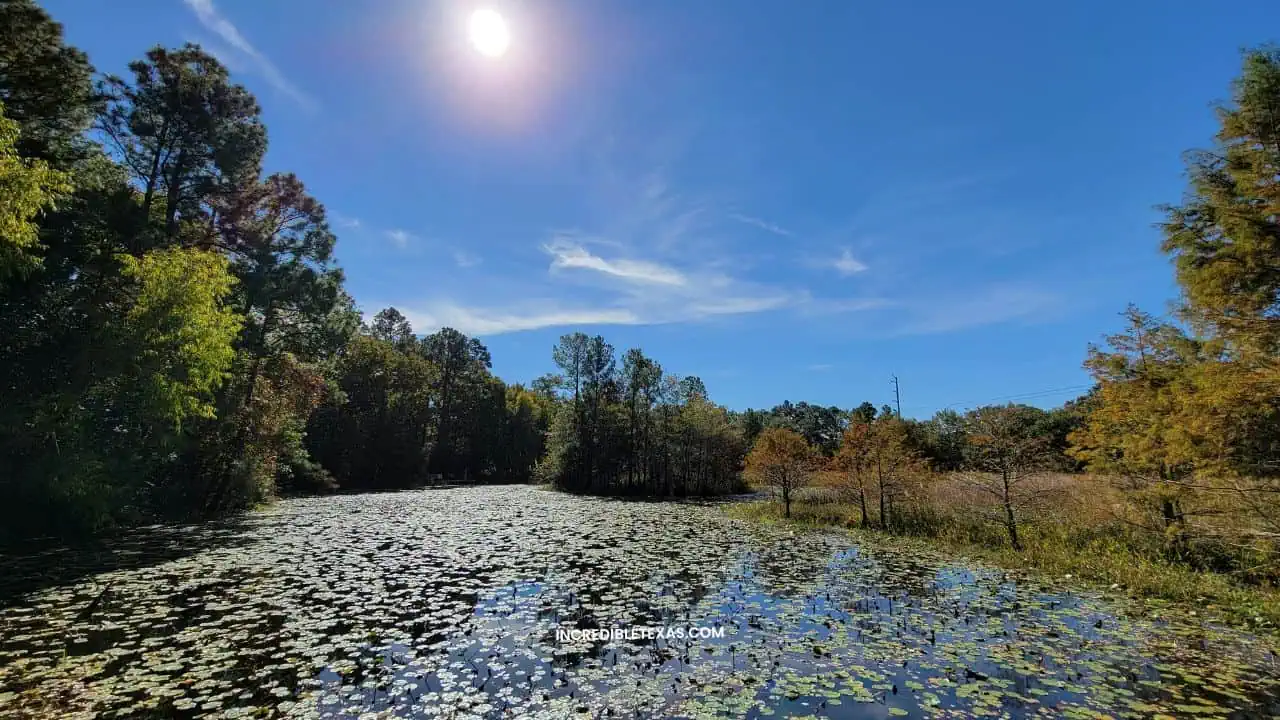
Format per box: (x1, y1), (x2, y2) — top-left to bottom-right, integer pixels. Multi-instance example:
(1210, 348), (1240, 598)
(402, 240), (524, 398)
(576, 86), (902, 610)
(2, 485), (1278, 719)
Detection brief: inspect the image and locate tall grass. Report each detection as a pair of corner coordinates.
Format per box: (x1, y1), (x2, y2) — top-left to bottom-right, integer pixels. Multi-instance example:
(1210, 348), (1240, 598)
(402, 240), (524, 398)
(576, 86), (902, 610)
(731, 471), (1280, 628)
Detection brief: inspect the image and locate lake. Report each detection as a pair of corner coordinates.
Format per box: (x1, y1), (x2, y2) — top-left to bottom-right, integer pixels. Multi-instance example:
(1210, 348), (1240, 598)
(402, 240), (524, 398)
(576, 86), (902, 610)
(2, 485), (1277, 718)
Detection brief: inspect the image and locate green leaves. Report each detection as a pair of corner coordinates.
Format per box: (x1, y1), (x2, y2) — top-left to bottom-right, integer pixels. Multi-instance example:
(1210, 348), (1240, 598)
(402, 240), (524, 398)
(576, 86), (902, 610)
(115, 247), (241, 429)
(0, 102), (72, 281)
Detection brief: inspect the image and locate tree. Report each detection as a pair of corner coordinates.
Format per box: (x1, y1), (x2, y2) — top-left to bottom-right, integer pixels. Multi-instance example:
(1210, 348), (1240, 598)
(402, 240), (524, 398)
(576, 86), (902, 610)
(0, 0), (95, 165)
(114, 247), (241, 429)
(737, 408), (767, 446)
(552, 332), (588, 406)
(746, 427), (814, 518)
(370, 306), (414, 349)
(192, 172), (355, 514)
(1066, 49), (1280, 560)
(864, 416), (922, 530)
(913, 408), (967, 471)
(1069, 308), (1207, 550)
(833, 421), (875, 527)
(1162, 46), (1280, 360)
(0, 102), (71, 280)
(961, 404), (1056, 550)
(98, 44), (265, 244)
(622, 348), (662, 489)
(421, 327), (492, 477)
(851, 401), (877, 424)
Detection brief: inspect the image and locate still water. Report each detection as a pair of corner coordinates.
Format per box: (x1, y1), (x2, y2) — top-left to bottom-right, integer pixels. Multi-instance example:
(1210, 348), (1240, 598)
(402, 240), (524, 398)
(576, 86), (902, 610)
(1, 485), (1277, 718)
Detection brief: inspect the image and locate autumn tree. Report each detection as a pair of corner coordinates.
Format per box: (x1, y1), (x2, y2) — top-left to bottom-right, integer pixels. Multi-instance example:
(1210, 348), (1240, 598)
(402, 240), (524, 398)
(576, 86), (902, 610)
(1072, 48), (1280, 555)
(746, 427), (814, 518)
(961, 404), (1057, 550)
(833, 421), (875, 527)
(865, 416), (923, 530)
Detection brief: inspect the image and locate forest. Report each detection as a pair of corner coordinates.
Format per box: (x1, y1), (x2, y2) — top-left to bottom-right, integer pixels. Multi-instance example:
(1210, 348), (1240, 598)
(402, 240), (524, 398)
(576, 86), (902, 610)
(2, 0), (1279, 618)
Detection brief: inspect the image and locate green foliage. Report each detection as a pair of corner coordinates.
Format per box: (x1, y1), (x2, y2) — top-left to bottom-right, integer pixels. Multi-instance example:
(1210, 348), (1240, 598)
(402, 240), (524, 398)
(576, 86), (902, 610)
(115, 247), (241, 428)
(306, 324), (549, 491)
(542, 333), (746, 496)
(0, 102), (71, 280)
(98, 43), (266, 244)
(0, 0), (96, 165)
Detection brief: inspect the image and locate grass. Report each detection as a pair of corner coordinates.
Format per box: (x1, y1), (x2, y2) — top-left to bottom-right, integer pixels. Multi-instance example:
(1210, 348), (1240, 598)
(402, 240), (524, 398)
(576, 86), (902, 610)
(728, 471), (1280, 630)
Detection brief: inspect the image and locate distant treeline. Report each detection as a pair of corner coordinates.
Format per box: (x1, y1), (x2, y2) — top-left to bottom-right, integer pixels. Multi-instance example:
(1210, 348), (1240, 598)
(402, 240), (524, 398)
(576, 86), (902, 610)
(533, 334), (747, 496)
(734, 398), (1090, 473)
(0, 2), (559, 541)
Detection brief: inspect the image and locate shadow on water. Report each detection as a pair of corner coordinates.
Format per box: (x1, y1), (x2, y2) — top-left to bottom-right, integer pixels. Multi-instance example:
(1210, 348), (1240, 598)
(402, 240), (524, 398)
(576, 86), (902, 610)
(0, 516), (260, 608)
(2, 486), (1278, 719)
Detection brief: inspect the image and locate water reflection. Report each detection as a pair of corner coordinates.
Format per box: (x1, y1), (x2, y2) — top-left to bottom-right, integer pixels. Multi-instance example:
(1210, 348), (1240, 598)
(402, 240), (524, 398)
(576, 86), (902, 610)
(0, 486), (1277, 718)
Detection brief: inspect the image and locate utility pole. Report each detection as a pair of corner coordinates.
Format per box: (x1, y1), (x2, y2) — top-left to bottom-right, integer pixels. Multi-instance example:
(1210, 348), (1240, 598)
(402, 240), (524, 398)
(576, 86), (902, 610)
(891, 374), (901, 417)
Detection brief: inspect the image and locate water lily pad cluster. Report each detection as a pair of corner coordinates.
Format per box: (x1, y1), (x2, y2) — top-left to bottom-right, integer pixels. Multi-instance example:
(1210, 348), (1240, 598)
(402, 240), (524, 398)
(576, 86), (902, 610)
(1, 486), (1277, 718)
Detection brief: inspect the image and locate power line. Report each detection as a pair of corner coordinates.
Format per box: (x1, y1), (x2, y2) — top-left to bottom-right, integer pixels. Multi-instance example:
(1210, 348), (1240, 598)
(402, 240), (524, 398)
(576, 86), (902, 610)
(901, 383), (1094, 414)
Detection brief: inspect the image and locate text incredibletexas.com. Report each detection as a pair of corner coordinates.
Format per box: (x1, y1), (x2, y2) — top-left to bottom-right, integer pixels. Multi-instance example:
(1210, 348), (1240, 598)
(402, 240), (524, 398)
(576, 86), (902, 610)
(556, 626), (725, 643)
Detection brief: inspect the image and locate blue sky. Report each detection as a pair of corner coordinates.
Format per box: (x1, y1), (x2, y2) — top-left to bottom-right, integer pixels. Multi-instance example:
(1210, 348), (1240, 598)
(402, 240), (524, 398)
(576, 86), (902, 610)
(42, 0), (1280, 416)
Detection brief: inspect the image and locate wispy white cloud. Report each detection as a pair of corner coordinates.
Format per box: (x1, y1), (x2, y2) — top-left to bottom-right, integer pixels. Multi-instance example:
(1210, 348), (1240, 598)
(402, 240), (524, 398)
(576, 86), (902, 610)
(689, 294), (791, 316)
(182, 0), (315, 110)
(807, 363), (834, 372)
(544, 238), (687, 286)
(331, 213), (361, 230)
(832, 248), (869, 276)
(397, 303), (643, 336)
(799, 296), (895, 315)
(453, 250), (482, 268)
(393, 289), (797, 336)
(729, 213), (793, 237)
(385, 229), (415, 249)
(901, 283), (1064, 335)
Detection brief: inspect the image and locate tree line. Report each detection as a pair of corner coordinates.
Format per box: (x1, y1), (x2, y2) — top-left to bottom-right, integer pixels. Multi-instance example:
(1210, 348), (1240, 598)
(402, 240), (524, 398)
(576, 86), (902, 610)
(0, 1), (555, 542)
(736, 397), (1088, 472)
(535, 333), (747, 496)
(744, 403), (1073, 550)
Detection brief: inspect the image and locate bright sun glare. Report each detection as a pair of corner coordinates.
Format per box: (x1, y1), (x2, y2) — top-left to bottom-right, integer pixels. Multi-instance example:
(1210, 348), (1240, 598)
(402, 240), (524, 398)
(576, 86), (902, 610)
(469, 8), (510, 58)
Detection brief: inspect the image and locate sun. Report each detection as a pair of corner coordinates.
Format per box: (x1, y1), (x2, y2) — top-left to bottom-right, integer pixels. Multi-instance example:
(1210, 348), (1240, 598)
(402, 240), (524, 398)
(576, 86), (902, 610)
(469, 8), (510, 58)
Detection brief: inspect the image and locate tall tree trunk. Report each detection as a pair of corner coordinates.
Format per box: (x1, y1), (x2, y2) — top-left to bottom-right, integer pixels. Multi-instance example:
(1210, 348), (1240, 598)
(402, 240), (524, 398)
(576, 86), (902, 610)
(164, 149), (187, 242)
(858, 484), (869, 528)
(140, 118), (170, 225)
(877, 457), (888, 530)
(1002, 470), (1021, 551)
